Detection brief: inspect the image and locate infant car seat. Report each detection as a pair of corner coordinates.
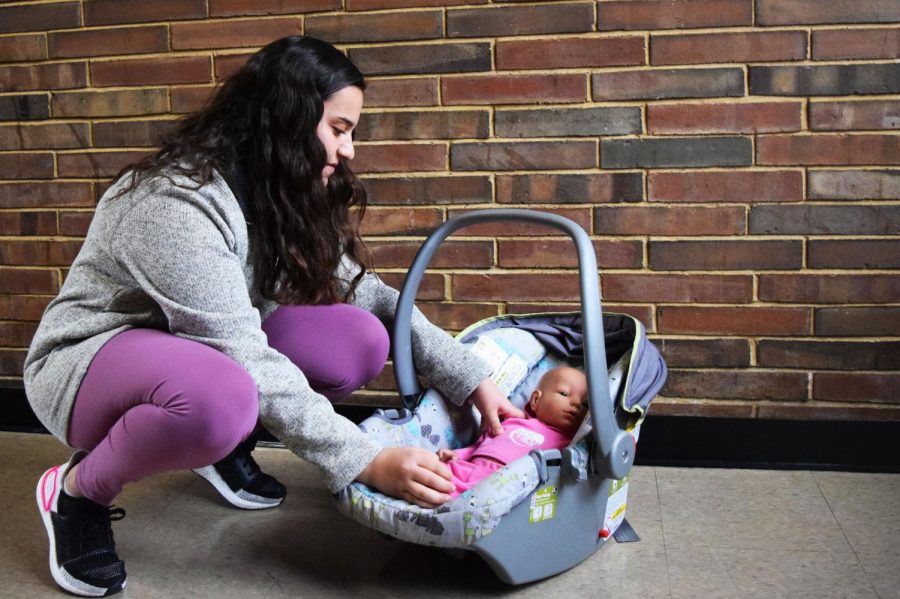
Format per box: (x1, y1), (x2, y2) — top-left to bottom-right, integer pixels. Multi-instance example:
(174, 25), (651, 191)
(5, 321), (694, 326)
(335, 209), (667, 584)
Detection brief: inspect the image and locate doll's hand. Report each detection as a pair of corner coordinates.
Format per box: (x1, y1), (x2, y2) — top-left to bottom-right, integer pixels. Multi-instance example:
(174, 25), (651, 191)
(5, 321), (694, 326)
(468, 377), (525, 437)
(357, 447), (453, 508)
(437, 448), (457, 462)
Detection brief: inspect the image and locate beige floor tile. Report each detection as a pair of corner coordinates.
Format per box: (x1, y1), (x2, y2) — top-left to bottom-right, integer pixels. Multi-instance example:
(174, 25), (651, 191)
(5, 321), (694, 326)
(657, 467), (852, 552)
(813, 471), (900, 555)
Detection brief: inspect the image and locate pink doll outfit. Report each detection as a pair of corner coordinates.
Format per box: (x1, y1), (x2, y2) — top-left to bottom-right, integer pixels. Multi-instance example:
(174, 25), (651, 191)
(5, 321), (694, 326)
(445, 416), (573, 498)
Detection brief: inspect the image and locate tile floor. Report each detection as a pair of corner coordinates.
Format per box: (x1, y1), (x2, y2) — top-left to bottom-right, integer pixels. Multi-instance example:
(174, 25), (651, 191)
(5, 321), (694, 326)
(2, 431), (898, 598)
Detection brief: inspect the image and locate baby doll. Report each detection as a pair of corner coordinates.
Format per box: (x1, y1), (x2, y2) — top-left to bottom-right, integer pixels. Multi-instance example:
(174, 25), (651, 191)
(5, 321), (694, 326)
(437, 366), (588, 499)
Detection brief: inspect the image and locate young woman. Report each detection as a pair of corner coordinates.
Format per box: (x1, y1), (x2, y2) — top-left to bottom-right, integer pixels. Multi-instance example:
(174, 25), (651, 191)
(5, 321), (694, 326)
(25, 36), (522, 597)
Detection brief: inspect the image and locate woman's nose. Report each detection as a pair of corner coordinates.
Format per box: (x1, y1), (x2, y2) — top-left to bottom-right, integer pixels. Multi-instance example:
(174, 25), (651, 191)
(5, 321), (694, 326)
(338, 139), (354, 161)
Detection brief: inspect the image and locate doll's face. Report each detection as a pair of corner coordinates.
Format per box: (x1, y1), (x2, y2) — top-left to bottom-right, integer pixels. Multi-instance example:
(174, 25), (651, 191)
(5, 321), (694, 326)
(316, 85), (363, 183)
(529, 367), (588, 435)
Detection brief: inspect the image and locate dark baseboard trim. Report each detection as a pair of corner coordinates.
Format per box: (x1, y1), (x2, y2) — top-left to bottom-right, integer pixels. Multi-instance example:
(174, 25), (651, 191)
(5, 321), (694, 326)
(3, 384), (897, 472)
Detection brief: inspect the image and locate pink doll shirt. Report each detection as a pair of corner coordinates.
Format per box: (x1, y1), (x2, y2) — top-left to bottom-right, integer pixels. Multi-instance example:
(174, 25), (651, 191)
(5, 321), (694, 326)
(445, 416), (573, 498)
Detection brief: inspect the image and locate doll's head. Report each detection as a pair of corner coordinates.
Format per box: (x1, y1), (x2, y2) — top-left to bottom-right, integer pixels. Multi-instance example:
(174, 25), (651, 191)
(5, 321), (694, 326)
(528, 367), (588, 435)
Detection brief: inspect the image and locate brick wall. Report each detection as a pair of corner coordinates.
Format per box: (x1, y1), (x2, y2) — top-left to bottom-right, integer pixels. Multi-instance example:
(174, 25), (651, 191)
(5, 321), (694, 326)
(1, 0), (898, 421)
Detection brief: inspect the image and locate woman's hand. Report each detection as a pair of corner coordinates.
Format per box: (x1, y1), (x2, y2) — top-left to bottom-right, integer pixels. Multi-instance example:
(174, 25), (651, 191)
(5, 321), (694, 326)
(468, 377), (525, 437)
(357, 447), (454, 508)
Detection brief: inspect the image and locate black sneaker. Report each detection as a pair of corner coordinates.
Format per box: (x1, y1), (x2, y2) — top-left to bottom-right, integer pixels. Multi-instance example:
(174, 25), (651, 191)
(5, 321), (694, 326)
(36, 453), (127, 597)
(192, 436), (286, 510)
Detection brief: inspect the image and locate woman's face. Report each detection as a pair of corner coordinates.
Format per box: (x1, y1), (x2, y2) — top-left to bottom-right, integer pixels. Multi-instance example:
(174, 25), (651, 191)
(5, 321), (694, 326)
(316, 85), (363, 183)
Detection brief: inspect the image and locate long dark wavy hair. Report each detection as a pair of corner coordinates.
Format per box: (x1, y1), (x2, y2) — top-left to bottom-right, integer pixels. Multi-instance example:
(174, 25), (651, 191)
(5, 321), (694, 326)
(114, 36), (369, 305)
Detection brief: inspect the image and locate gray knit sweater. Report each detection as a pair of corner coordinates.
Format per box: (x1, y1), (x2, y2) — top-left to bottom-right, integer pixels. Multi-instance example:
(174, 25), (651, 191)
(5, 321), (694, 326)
(23, 169), (491, 493)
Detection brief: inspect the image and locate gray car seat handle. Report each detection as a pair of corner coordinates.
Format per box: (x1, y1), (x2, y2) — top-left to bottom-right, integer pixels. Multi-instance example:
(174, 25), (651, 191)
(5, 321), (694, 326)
(392, 208), (634, 480)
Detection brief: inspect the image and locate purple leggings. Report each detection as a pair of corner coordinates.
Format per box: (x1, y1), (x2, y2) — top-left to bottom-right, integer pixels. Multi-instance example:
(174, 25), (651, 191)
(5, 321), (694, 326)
(68, 304), (389, 505)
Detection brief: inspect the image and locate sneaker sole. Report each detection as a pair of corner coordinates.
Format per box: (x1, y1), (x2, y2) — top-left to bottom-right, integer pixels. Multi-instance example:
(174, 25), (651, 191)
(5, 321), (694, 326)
(36, 465), (125, 597)
(192, 466), (283, 510)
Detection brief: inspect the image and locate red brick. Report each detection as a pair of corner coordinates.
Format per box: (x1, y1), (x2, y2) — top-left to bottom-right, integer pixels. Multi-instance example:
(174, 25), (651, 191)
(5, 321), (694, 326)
(599, 0), (752, 30)
(664, 369), (807, 401)
(356, 110), (488, 141)
(171, 18), (301, 51)
(349, 0), (484, 8)
(497, 173), (643, 204)
(359, 207), (443, 236)
(49, 26), (168, 59)
(448, 3), (594, 37)
(447, 208), (592, 237)
(210, 0), (338, 16)
(0, 349), (27, 376)
(813, 373), (900, 404)
(213, 53), (253, 80)
(307, 10), (442, 43)
(651, 31), (806, 65)
(0, 182), (94, 208)
(649, 170), (802, 202)
(0, 295), (51, 321)
(0, 154), (54, 179)
(0, 123), (89, 150)
(362, 175), (491, 205)
(757, 404), (900, 421)
(650, 240), (802, 270)
(601, 274), (754, 303)
(759, 340), (900, 371)
(442, 74), (586, 105)
(593, 67), (744, 101)
(496, 36), (645, 70)
(92, 119), (178, 148)
(810, 100), (900, 131)
(171, 86), (217, 114)
(417, 302), (500, 332)
(353, 143), (446, 174)
(0, 212), (57, 236)
(0, 240), (82, 267)
(0, 62), (87, 93)
(813, 28), (900, 60)
(91, 56), (212, 87)
(758, 134), (900, 166)
(757, 0), (900, 25)
(0, 268), (59, 294)
(595, 206), (745, 236)
(659, 306), (809, 336)
(59, 211), (95, 236)
(815, 307), (900, 337)
(650, 400), (755, 418)
(451, 141), (596, 171)
(0, 321), (39, 345)
(0, 2), (80, 34)
(0, 34), (46, 62)
(4, 92), (50, 120)
(367, 240), (492, 268)
(453, 273), (582, 302)
(376, 272), (445, 300)
(348, 43), (491, 77)
(759, 274), (900, 304)
(364, 78), (439, 107)
(52, 89), (168, 118)
(498, 239), (643, 269)
(648, 101), (802, 134)
(84, 0), (206, 25)
(809, 240), (900, 269)
(657, 338), (751, 368)
(58, 151), (151, 178)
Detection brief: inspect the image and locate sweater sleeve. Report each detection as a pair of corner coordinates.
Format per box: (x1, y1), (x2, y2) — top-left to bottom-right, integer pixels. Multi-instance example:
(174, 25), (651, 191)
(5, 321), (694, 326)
(338, 257), (492, 406)
(109, 182), (381, 493)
